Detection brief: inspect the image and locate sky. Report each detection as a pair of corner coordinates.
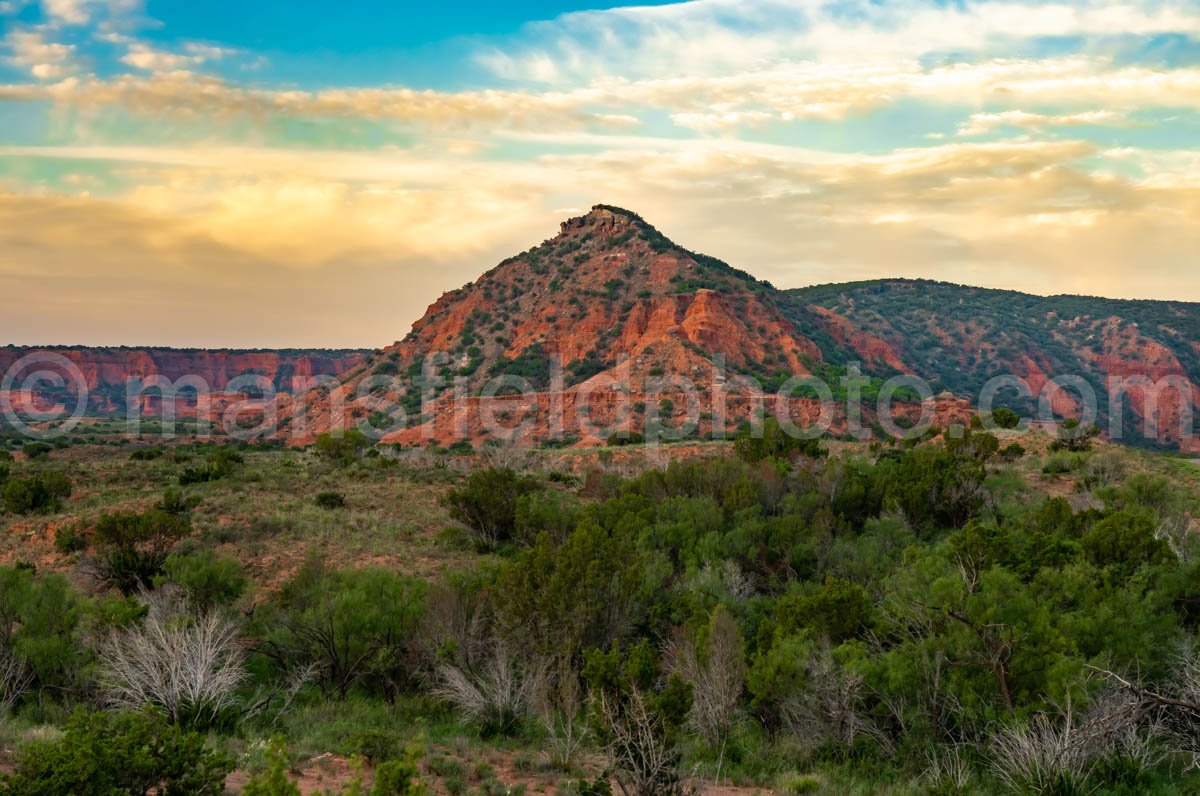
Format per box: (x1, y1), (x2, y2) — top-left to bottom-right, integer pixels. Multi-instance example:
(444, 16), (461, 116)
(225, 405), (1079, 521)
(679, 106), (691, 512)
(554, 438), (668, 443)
(1, 0), (1199, 348)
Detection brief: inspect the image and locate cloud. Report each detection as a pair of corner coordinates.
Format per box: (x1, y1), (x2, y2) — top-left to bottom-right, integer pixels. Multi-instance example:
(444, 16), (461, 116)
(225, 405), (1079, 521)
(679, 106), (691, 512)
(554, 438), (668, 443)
(0, 144), (557, 268)
(0, 190), (538, 348)
(0, 72), (648, 132)
(119, 43), (195, 72)
(40, 0), (141, 26)
(1, 135), (1198, 347)
(5, 55), (1200, 136)
(479, 0), (1200, 84)
(956, 109), (1128, 137)
(4, 29), (76, 79)
(181, 42), (235, 61)
(599, 58), (1200, 126)
(41, 0), (91, 24)
(119, 41), (235, 72)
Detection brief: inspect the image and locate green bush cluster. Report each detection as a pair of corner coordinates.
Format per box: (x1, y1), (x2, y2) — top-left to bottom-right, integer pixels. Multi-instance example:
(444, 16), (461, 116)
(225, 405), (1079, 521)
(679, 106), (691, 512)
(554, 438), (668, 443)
(160, 549), (247, 610)
(442, 467), (541, 549)
(1, 470), (71, 514)
(252, 559), (425, 700)
(315, 490), (347, 509)
(1, 709), (233, 795)
(94, 508), (192, 594)
(315, 429), (371, 466)
(179, 447), (243, 485)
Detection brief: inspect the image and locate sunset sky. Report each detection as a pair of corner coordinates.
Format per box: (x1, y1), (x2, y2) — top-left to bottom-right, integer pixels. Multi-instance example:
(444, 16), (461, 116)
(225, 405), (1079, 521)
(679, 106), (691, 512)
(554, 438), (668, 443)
(2, 0), (1199, 347)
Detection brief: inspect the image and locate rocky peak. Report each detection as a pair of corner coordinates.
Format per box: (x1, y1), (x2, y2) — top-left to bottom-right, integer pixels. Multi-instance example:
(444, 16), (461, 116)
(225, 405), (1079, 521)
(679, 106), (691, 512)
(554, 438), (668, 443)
(559, 204), (643, 237)
(307, 206), (827, 445)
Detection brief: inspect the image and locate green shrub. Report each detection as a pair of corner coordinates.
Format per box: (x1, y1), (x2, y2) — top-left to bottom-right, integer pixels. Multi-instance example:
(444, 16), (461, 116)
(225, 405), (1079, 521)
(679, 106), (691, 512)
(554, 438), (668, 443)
(583, 641), (692, 796)
(1042, 454), (1076, 475)
(499, 519), (657, 660)
(989, 407), (1022, 429)
(158, 487), (199, 516)
(999, 443), (1026, 462)
(1081, 511), (1173, 574)
(488, 343), (552, 390)
(160, 549), (247, 610)
(252, 559), (425, 699)
(129, 447), (165, 461)
(446, 440), (474, 455)
(606, 431), (644, 446)
(734, 417), (826, 463)
(179, 448), (242, 485)
(178, 464), (218, 486)
(94, 509), (192, 595)
(442, 467), (541, 549)
(1051, 419), (1101, 452)
(315, 429), (371, 466)
(21, 442), (52, 459)
(350, 728), (400, 764)
(241, 737), (300, 796)
(890, 432), (997, 532)
(2, 471), (71, 515)
(53, 523), (88, 554)
(0, 565), (88, 701)
(427, 756), (466, 778)
(372, 753), (427, 796)
(0, 709), (233, 795)
(315, 491), (346, 509)
(777, 577), (874, 643)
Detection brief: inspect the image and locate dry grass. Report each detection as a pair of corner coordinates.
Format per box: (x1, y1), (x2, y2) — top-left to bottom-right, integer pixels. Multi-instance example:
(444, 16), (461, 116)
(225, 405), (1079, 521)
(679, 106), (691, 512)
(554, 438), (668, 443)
(0, 443), (470, 594)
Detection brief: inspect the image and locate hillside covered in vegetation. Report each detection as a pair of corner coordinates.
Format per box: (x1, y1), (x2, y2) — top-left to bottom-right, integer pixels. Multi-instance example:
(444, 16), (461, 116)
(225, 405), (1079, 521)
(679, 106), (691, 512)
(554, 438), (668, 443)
(784, 279), (1200, 451)
(0, 422), (1199, 794)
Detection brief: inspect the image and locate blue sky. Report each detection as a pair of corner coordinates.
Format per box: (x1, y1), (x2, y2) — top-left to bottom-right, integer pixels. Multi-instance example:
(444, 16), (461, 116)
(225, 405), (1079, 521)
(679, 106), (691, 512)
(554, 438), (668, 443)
(1, 0), (1199, 346)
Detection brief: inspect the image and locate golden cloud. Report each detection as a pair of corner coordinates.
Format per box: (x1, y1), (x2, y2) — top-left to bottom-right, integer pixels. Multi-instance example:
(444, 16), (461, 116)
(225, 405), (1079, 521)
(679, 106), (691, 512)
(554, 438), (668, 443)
(1, 136), (1198, 346)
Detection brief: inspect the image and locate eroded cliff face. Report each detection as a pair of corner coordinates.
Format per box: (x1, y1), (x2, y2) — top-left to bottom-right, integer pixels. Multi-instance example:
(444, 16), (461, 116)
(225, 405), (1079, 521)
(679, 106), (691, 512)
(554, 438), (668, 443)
(795, 281), (1200, 451)
(0, 346), (368, 414)
(808, 305), (910, 374)
(376, 206), (819, 385)
(283, 206), (830, 445)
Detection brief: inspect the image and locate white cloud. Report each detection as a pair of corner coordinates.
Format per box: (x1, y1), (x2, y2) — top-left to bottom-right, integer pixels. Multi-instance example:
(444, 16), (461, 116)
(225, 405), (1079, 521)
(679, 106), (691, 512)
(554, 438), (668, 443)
(181, 42), (235, 61)
(957, 109), (1127, 136)
(479, 0), (1200, 84)
(119, 43), (195, 72)
(41, 0), (91, 24)
(0, 72), (649, 132)
(7, 54), (1200, 135)
(4, 29), (76, 79)
(40, 0), (141, 26)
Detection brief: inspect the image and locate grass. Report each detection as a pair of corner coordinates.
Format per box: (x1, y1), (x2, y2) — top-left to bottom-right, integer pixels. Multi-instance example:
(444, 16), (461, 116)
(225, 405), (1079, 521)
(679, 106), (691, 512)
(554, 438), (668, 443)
(3, 430), (1196, 596)
(0, 444), (470, 592)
